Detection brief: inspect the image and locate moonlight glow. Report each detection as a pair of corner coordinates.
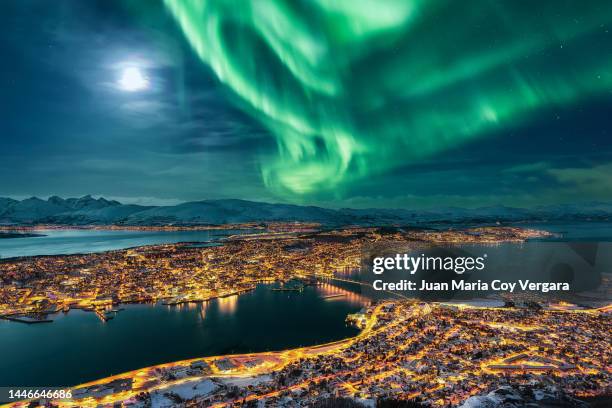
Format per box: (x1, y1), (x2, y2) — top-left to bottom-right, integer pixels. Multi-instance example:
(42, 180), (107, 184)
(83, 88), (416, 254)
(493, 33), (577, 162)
(118, 66), (149, 92)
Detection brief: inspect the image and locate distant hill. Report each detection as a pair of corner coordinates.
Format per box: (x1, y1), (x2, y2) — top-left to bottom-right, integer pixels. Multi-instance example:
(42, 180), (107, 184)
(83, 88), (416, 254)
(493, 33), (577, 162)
(0, 196), (611, 226)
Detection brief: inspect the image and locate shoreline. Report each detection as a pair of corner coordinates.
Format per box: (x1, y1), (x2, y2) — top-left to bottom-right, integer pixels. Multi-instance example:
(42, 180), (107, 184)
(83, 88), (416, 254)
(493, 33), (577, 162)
(0, 283), (284, 324)
(2, 301), (380, 408)
(0, 222), (322, 232)
(2, 225), (609, 407)
(3, 301), (610, 407)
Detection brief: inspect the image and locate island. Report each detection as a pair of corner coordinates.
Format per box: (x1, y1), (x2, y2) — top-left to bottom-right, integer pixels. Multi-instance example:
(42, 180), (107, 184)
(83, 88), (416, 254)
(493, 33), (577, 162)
(2, 225), (610, 407)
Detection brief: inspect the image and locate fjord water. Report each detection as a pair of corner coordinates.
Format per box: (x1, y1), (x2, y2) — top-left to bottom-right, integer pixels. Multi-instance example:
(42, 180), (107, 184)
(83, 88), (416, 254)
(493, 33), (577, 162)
(1, 222), (610, 387)
(1, 222), (611, 259)
(0, 228), (253, 258)
(0, 284), (361, 387)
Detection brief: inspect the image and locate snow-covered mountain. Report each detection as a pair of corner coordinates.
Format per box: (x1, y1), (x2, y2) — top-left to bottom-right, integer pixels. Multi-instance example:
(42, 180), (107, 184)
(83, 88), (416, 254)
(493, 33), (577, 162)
(0, 195), (125, 223)
(0, 196), (611, 226)
(121, 199), (347, 225)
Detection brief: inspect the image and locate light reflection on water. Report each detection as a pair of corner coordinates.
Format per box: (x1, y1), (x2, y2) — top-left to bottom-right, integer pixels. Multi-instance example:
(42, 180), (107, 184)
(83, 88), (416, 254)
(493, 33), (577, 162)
(317, 282), (370, 307)
(0, 283), (361, 387)
(217, 295), (239, 314)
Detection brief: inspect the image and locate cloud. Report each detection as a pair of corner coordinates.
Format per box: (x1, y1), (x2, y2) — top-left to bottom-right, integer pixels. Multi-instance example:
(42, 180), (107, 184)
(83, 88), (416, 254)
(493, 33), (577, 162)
(548, 163), (612, 195)
(503, 161), (550, 174)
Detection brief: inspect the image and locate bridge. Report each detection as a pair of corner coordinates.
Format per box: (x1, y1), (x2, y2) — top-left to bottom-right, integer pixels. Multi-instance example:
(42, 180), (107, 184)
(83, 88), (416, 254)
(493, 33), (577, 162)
(307, 274), (411, 300)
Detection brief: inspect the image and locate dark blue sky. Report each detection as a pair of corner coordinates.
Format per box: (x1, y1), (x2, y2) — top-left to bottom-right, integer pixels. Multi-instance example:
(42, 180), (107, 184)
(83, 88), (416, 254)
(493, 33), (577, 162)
(1, 0), (611, 208)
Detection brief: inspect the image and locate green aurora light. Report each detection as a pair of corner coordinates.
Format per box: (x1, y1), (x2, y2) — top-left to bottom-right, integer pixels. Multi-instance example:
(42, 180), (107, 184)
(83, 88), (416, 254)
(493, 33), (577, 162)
(163, 0), (612, 198)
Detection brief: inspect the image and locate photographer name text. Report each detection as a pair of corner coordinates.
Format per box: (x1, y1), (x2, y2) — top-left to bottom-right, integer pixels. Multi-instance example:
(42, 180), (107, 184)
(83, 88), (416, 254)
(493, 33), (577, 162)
(373, 279), (570, 293)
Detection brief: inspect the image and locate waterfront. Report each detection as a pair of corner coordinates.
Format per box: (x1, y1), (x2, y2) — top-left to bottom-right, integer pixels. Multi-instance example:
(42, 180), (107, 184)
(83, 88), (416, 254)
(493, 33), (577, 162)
(1, 221), (611, 260)
(0, 229), (253, 258)
(0, 223), (610, 398)
(0, 283), (362, 387)
(7, 300), (609, 407)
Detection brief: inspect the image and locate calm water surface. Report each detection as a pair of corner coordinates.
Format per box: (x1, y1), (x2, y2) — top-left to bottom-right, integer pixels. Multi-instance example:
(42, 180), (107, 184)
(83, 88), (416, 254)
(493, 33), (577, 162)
(0, 283), (363, 387)
(1, 222), (610, 387)
(0, 229), (253, 258)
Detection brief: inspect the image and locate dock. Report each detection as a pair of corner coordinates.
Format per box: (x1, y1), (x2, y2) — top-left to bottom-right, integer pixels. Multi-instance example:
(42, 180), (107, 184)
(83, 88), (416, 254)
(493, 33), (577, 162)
(271, 287), (303, 292)
(94, 309), (114, 322)
(271, 285), (304, 292)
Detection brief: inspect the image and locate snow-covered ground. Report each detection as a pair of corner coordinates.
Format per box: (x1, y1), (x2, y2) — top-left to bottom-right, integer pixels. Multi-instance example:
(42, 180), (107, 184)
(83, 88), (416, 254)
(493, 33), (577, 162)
(149, 378), (217, 407)
(219, 374), (272, 387)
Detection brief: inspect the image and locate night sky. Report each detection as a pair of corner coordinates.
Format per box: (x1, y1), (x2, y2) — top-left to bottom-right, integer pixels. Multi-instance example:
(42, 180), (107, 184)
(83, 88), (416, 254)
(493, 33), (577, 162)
(1, 0), (611, 208)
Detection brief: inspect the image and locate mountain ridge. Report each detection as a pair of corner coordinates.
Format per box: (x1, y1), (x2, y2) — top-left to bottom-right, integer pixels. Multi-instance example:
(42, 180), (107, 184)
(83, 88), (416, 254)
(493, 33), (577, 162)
(0, 196), (611, 226)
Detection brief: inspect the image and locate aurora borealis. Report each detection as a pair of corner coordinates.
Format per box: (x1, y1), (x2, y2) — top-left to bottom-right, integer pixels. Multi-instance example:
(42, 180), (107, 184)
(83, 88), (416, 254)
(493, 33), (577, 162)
(1, 0), (611, 208)
(164, 0), (612, 196)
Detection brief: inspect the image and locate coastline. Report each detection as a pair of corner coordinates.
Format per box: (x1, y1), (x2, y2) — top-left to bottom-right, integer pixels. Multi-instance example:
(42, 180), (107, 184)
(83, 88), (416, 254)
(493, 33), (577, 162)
(3, 301), (610, 407)
(1, 225), (609, 407)
(0, 232), (46, 239)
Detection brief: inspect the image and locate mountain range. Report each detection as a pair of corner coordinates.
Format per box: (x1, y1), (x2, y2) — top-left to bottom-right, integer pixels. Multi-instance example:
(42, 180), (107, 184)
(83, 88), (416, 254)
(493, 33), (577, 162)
(0, 195), (611, 226)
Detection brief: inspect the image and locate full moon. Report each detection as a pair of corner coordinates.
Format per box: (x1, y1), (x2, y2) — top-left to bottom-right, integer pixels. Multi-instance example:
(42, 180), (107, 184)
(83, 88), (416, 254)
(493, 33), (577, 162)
(118, 66), (149, 91)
